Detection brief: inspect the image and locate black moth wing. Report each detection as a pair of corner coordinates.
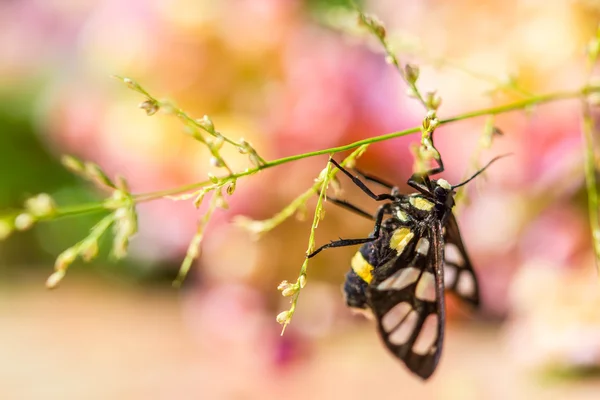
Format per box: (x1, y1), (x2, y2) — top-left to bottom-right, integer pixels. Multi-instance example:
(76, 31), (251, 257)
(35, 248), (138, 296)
(366, 221), (446, 380)
(443, 213), (480, 307)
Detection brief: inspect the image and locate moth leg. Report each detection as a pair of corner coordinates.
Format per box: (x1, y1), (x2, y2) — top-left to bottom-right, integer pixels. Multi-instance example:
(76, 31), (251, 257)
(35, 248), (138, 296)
(326, 196), (374, 220)
(407, 174), (433, 195)
(329, 158), (395, 201)
(307, 203), (389, 258)
(425, 130), (444, 176)
(407, 139), (445, 193)
(425, 154), (444, 176)
(352, 168), (395, 190)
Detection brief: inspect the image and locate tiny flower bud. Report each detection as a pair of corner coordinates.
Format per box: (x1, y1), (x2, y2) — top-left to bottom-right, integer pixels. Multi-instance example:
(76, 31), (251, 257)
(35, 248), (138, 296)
(362, 14), (386, 38)
(276, 310), (290, 325)
(318, 208), (326, 221)
(123, 77), (135, 89)
(0, 220), (12, 240)
(14, 213), (35, 231)
(112, 217), (133, 259)
(226, 181), (236, 195)
(215, 195), (229, 209)
(207, 173), (219, 184)
(55, 248), (78, 271)
(425, 91), (442, 110)
(61, 155), (85, 174)
(46, 270), (66, 289)
(210, 156), (224, 168)
(112, 240), (127, 259)
(238, 138), (249, 154)
(299, 274), (307, 288)
(193, 191), (207, 208)
(81, 240), (99, 262)
(212, 135), (224, 150)
(421, 135), (433, 149)
(115, 176), (130, 192)
(85, 163), (115, 188)
(139, 99), (159, 116)
(277, 280), (290, 291)
(404, 64), (420, 84)
(316, 167), (329, 182)
(249, 153), (261, 167)
(374, 25), (386, 39)
(124, 213), (138, 236)
(25, 193), (56, 217)
(281, 286), (297, 297)
(198, 115), (215, 132)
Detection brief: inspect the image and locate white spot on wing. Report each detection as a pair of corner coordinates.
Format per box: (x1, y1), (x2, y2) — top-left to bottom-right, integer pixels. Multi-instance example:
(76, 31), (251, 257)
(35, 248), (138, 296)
(444, 265), (458, 287)
(445, 243), (465, 267)
(457, 271), (476, 298)
(350, 307), (375, 320)
(416, 238), (430, 255)
(415, 271), (437, 302)
(381, 302), (412, 332)
(389, 310), (418, 345)
(412, 314), (438, 355)
(377, 267), (420, 291)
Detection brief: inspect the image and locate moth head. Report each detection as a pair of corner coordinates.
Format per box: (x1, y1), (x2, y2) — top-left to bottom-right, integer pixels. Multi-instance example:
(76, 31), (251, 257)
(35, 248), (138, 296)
(432, 178), (454, 208)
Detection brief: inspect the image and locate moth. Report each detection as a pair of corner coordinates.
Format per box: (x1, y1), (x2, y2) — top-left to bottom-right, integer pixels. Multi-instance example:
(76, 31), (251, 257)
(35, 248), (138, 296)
(308, 154), (504, 379)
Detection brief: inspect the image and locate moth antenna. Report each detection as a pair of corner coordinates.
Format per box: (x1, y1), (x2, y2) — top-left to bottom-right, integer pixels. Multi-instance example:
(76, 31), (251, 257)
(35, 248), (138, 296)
(451, 153), (512, 189)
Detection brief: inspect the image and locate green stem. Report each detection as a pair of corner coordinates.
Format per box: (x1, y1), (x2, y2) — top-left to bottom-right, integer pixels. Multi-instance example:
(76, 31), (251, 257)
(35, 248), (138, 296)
(350, 2), (429, 109)
(281, 160), (333, 334)
(581, 27), (600, 271)
(135, 85), (600, 198)
(34, 84), (600, 219)
(53, 203), (108, 219)
(581, 103), (600, 267)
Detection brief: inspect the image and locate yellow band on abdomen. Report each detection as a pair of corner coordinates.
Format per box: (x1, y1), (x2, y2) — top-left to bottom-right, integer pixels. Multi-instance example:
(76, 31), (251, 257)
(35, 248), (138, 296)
(351, 251), (374, 284)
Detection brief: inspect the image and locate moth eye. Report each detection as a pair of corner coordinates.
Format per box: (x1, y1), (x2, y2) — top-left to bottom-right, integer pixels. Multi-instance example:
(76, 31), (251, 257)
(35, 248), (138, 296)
(434, 186), (446, 197)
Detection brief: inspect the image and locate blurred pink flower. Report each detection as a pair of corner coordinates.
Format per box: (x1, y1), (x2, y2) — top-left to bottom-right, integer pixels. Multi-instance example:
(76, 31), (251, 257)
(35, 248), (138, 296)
(506, 259), (600, 371)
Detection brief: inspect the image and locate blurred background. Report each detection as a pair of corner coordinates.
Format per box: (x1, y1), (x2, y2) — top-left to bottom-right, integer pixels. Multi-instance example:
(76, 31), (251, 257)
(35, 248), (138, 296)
(1, 0), (600, 398)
